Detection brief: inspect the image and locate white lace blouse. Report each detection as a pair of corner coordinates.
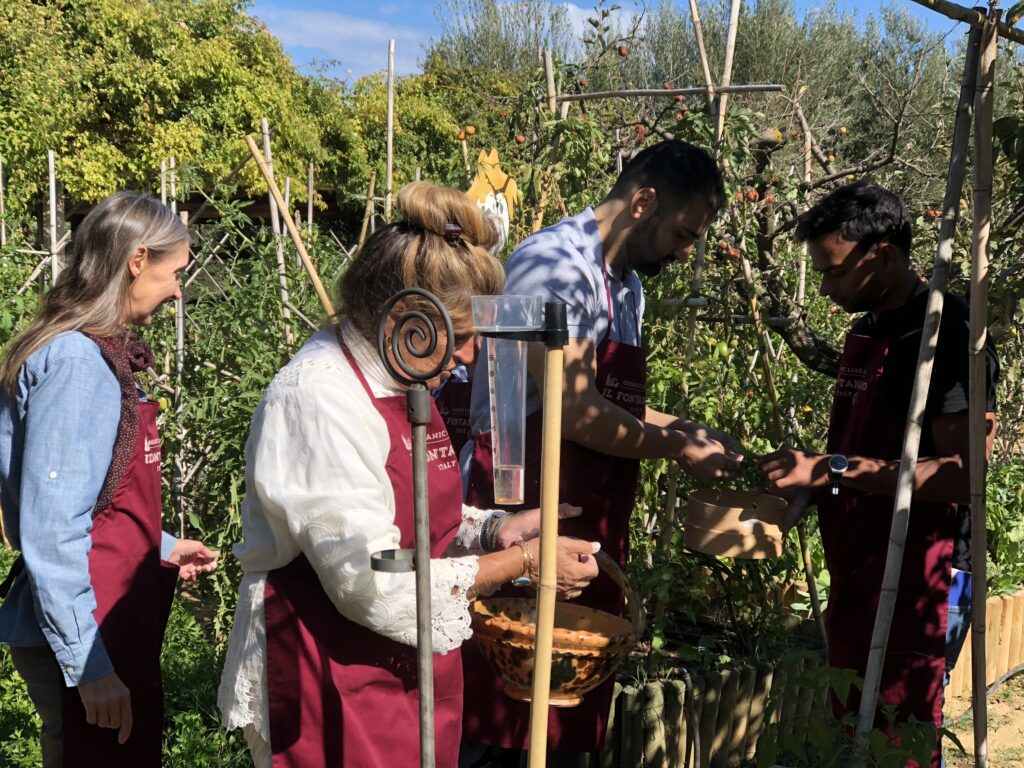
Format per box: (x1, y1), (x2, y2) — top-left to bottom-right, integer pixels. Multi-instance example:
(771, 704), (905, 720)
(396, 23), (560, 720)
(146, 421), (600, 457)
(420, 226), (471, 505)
(217, 323), (489, 742)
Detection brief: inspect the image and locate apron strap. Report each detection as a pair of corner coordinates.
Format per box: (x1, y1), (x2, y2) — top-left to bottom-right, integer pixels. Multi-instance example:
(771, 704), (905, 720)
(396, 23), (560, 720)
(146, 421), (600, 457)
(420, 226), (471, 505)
(336, 327), (376, 402)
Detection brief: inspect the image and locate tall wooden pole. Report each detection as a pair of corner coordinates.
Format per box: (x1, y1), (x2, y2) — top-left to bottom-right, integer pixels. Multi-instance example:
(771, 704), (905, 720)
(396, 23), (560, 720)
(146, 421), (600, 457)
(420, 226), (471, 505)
(0, 154), (7, 247)
(527, 335), (566, 768)
(544, 49), (557, 113)
(650, 0), (733, 672)
(169, 156), (177, 215)
(385, 38), (395, 221)
(174, 209), (188, 538)
(307, 162), (315, 239)
(261, 117), (294, 348)
(856, 21), (982, 741)
(161, 160), (167, 206)
(244, 135), (335, 316)
(48, 150), (62, 284)
(714, 0), (742, 143)
(969, 12), (998, 767)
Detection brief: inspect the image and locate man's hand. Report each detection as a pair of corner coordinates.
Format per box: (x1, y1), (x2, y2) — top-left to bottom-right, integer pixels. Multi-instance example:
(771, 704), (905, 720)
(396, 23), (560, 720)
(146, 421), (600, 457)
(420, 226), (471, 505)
(78, 672), (132, 744)
(678, 424), (744, 481)
(775, 487), (816, 532)
(167, 539), (219, 581)
(496, 503), (582, 550)
(759, 447), (830, 492)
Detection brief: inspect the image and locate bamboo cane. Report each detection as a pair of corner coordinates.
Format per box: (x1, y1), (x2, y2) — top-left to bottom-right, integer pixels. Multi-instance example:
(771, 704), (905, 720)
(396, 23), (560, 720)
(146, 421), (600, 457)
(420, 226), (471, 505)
(244, 135), (335, 316)
(48, 150), (61, 283)
(1, 153), (8, 247)
(855, 21), (982, 741)
(170, 156), (177, 215)
(307, 162), (315, 240)
(174, 210), (188, 538)
(714, 0), (742, 144)
(261, 118), (294, 348)
(649, 0), (738, 674)
(555, 84), (783, 104)
(544, 49), (557, 113)
(161, 160), (167, 206)
(358, 172), (377, 249)
(969, 12), (997, 767)
(385, 38), (395, 221)
(526, 338), (565, 768)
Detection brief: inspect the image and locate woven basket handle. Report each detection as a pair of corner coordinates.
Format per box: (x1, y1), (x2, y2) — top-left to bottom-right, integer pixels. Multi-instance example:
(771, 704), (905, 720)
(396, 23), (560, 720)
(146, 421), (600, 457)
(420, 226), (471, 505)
(595, 550), (647, 637)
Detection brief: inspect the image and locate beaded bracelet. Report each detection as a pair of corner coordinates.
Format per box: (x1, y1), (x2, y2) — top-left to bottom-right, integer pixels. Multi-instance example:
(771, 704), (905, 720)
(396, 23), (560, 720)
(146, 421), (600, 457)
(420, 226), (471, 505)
(512, 540), (537, 587)
(480, 510), (509, 552)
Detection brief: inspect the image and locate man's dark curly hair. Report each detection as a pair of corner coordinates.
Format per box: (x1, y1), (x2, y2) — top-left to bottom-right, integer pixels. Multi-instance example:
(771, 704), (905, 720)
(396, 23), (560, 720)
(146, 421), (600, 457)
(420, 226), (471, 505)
(795, 180), (912, 258)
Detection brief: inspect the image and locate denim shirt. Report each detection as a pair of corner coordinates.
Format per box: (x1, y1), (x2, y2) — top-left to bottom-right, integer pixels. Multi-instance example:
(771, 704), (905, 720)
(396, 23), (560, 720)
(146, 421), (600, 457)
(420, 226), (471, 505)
(0, 331), (176, 686)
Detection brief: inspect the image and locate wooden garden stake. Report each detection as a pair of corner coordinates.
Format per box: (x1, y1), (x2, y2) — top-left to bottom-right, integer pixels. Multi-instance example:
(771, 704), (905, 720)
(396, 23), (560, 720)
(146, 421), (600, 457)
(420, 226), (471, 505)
(244, 134), (335, 316)
(48, 150), (62, 283)
(358, 171), (377, 249)
(161, 160), (167, 205)
(169, 156), (177, 215)
(385, 38), (395, 220)
(715, 0), (742, 143)
(174, 210), (188, 538)
(544, 49), (557, 113)
(855, 20), (982, 743)
(0, 153), (7, 246)
(969, 12), (998, 767)
(415, 166), (421, 182)
(526, 331), (566, 768)
(307, 162), (315, 239)
(260, 117), (294, 348)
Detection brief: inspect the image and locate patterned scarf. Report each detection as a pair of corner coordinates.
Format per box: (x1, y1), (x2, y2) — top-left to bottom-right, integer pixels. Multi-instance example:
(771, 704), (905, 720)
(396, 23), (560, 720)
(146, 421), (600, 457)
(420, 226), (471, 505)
(0, 330), (155, 599)
(86, 330), (155, 515)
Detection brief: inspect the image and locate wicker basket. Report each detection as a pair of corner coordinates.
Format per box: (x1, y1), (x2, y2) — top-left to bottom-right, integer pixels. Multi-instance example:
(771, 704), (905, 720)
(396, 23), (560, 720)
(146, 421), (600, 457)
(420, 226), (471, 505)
(469, 551), (645, 707)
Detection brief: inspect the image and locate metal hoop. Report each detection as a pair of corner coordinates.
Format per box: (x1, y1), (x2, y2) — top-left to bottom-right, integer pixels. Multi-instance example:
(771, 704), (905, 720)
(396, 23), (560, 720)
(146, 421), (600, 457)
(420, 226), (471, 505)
(376, 288), (455, 386)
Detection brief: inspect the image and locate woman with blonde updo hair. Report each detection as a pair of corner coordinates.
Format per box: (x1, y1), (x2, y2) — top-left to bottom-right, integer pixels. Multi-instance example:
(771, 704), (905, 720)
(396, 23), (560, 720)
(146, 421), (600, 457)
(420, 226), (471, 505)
(218, 182), (601, 767)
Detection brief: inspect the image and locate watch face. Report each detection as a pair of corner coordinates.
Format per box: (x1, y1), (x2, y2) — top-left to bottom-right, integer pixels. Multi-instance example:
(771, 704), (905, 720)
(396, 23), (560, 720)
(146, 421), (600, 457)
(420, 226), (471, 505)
(829, 454), (849, 473)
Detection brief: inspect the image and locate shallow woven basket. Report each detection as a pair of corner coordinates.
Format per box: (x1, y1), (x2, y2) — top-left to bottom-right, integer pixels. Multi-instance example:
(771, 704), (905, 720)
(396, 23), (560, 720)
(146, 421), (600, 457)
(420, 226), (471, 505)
(469, 551), (645, 707)
(683, 489), (788, 559)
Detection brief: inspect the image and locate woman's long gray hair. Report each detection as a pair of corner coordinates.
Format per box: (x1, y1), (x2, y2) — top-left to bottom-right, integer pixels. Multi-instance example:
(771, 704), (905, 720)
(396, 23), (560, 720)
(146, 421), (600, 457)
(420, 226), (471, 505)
(0, 191), (188, 391)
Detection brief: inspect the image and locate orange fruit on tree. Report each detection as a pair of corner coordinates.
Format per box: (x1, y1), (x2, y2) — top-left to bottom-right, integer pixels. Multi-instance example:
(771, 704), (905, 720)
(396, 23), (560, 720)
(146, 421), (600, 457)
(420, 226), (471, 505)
(457, 130), (466, 141)
(515, 134), (526, 144)
(617, 45), (629, 57)
(465, 125), (476, 135)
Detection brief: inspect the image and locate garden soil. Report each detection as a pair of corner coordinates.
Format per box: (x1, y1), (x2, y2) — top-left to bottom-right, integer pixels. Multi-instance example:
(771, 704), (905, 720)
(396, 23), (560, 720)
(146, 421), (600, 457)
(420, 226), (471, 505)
(944, 673), (1024, 767)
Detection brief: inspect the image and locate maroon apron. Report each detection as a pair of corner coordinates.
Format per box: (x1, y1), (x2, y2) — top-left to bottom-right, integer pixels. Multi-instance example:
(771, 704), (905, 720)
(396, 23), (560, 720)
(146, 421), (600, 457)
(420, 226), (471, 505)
(821, 332), (954, 768)
(264, 339), (466, 767)
(61, 400), (179, 767)
(436, 378), (473, 459)
(462, 270), (646, 753)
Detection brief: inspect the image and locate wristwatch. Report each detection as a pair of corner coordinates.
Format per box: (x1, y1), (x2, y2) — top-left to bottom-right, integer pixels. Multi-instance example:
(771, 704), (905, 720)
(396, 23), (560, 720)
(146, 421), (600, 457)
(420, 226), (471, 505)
(827, 453), (849, 496)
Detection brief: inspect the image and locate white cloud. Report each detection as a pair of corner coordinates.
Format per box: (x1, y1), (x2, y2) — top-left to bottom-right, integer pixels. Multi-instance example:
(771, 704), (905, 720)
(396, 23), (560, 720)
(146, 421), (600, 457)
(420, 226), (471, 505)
(378, 2), (402, 16)
(252, 6), (427, 79)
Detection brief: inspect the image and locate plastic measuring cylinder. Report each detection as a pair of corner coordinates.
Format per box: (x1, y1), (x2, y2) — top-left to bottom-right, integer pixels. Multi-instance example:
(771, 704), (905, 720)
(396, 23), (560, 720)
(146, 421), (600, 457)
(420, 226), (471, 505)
(471, 295), (543, 504)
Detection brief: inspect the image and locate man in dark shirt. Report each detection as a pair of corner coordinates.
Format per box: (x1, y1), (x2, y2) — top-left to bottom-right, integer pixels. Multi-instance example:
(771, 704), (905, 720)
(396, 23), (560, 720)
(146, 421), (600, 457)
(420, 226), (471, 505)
(758, 181), (997, 767)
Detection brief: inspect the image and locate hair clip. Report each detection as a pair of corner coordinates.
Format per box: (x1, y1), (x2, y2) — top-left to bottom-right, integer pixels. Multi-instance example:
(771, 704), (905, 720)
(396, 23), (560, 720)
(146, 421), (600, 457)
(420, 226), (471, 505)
(443, 223), (463, 245)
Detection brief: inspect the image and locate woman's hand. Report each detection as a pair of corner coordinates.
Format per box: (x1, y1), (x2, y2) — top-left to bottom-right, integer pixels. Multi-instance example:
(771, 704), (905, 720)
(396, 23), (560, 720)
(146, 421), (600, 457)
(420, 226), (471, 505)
(78, 671), (132, 744)
(524, 536), (600, 600)
(167, 539), (219, 581)
(496, 503), (582, 549)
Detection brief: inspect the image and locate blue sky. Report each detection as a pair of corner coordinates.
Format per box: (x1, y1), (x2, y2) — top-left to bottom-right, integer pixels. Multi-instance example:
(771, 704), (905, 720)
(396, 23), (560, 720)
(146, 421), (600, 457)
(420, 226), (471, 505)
(246, 1), (964, 82)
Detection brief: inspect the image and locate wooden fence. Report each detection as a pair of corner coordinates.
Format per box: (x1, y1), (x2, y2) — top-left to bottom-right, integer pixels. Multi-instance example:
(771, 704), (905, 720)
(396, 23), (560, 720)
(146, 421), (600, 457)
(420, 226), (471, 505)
(947, 589), (1024, 698)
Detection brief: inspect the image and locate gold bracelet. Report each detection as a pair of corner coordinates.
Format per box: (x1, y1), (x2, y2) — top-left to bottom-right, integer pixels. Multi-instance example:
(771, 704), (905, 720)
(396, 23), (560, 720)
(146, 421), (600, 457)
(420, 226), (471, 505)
(513, 540), (537, 586)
